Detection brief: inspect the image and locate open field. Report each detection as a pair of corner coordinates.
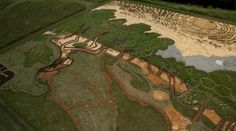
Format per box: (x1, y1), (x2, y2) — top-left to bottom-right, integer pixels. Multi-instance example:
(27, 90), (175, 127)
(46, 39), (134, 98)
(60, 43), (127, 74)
(0, 0), (85, 48)
(51, 2), (235, 129)
(38, 48), (170, 130)
(0, 0), (113, 53)
(0, 0), (235, 130)
(0, 38), (59, 95)
(36, 26), (220, 130)
(0, 107), (24, 131)
(55, 2), (236, 114)
(0, 90), (77, 131)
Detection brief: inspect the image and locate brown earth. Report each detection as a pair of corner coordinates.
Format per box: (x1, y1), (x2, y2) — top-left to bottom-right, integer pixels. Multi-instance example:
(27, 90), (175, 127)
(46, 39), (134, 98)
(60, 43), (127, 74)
(153, 90), (169, 101)
(165, 106), (191, 131)
(203, 109), (221, 125)
(193, 19), (217, 30)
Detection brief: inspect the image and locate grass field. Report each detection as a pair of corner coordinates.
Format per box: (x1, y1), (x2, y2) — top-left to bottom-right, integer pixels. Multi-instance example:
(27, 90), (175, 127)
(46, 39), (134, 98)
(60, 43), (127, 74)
(0, 107), (24, 131)
(49, 51), (168, 131)
(0, 1), (11, 11)
(53, 52), (108, 106)
(0, 34), (72, 130)
(0, 0), (86, 49)
(56, 8), (236, 121)
(0, 0), (235, 129)
(0, 0), (114, 53)
(0, 37), (59, 95)
(57, 8), (236, 94)
(52, 52), (117, 131)
(0, 90), (77, 131)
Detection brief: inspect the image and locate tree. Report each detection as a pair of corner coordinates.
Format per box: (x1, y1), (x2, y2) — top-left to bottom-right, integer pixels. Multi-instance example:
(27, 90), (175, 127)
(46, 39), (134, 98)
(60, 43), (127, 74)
(213, 100), (236, 130)
(176, 84), (214, 123)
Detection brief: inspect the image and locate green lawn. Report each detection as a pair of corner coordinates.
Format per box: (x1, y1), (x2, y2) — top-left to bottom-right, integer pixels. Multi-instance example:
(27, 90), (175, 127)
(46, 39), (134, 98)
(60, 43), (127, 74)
(0, 0), (86, 50)
(0, 0), (11, 11)
(0, 90), (77, 131)
(0, 38), (59, 95)
(0, 0), (235, 129)
(0, 107), (24, 131)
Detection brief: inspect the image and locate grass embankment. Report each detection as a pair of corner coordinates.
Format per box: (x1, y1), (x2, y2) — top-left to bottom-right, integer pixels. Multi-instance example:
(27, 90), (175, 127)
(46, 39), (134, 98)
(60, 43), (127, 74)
(0, 0), (86, 50)
(57, 9), (236, 121)
(0, 107), (24, 131)
(0, 1), (11, 11)
(128, 0), (236, 25)
(0, 90), (77, 131)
